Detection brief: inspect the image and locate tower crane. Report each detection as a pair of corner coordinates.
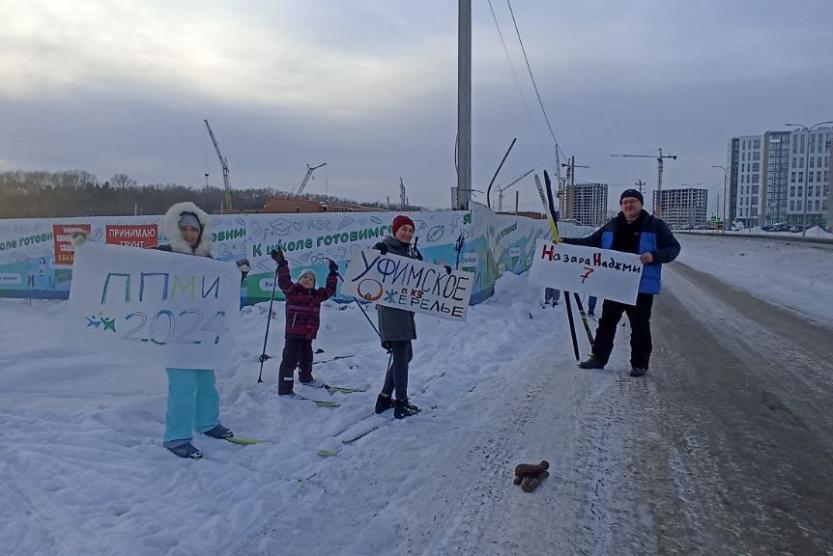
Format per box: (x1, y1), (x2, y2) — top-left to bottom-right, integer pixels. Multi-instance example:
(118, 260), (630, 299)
(611, 148), (677, 216)
(496, 169), (534, 212)
(296, 163), (327, 196)
(399, 177), (409, 210)
(203, 119), (233, 212)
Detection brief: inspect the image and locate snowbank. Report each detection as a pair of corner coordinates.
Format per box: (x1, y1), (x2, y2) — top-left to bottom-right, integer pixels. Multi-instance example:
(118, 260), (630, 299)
(677, 235), (833, 327)
(1, 272), (589, 555)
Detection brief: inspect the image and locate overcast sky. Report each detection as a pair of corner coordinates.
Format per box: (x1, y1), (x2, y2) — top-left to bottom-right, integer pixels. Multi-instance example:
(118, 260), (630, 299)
(3, 0), (832, 213)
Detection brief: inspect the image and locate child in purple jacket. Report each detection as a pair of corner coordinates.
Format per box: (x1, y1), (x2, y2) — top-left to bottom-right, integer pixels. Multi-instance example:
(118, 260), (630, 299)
(271, 249), (338, 395)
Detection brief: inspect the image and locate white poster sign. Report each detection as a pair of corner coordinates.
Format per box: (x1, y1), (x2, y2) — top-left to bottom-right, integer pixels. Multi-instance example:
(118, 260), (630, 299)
(527, 240), (643, 305)
(65, 244), (241, 369)
(341, 249), (474, 321)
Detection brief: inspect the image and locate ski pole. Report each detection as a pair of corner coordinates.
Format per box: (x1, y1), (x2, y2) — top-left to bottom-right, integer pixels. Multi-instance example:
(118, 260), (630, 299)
(563, 291), (580, 361)
(454, 233), (464, 270)
(328, 260), (382, 339)
(257, 267), (280, 383)
(572, 292), (594, 345)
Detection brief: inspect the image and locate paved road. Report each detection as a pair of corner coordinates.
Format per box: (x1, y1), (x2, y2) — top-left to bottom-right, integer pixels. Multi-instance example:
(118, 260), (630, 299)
(633, 262), (833, 555)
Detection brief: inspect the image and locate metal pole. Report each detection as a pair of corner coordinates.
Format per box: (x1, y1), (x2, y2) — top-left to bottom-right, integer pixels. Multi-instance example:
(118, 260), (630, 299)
(656, 149), (664, 217)
(456, 0), (472, 210)
(515, 190), (519, 214)
(803, 129), (810, 237)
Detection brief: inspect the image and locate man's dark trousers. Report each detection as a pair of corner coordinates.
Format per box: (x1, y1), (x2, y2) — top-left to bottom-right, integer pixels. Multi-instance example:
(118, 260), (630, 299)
(592, 293), (654, 369)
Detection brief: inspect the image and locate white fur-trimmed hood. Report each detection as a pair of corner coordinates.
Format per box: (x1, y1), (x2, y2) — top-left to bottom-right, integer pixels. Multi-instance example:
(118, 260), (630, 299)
(162, 202), (213, 256)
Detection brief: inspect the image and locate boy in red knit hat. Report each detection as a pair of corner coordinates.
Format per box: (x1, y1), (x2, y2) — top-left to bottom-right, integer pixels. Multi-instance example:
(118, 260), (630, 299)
(270, 248), (338, 395)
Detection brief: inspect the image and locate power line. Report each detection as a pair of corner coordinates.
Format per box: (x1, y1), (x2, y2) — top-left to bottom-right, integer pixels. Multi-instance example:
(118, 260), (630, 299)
(505, 0), (561, 151)
(486, 0), (549, 161)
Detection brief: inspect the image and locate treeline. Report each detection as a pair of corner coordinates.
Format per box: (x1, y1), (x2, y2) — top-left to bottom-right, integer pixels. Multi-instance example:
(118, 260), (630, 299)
(0, 170), (420, 219)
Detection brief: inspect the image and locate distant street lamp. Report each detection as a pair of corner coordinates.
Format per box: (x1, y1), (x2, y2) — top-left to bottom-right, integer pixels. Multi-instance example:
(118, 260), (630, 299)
(785, 121), (833, 237)
(712, 165), (728, 233)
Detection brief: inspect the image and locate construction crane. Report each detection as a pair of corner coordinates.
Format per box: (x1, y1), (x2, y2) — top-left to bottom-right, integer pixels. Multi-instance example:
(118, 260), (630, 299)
(496, 169), (534, 212)
(203, 119), (233, 212)
(611, 148), (677, 216)
(295, 163), (327, 196)
(399, 177), (409, 210)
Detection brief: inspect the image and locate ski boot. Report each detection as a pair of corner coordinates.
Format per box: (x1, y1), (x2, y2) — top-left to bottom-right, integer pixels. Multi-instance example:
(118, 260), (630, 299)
(203, 424), (234, 440)
(167, 442), (203, 459)
(630, 367), (648, 377)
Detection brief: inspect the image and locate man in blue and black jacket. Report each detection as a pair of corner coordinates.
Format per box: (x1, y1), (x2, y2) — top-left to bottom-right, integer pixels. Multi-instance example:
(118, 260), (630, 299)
(562, 189), (680, 377)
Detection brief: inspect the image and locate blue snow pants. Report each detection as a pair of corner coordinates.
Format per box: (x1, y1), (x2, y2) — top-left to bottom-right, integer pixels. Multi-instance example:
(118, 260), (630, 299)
(163, 368), (220, 448)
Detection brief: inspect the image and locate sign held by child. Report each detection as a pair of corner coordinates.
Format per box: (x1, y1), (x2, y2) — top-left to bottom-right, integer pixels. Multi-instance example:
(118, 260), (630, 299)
(65, 243), (242, 369)
(342, 249), (474, 321)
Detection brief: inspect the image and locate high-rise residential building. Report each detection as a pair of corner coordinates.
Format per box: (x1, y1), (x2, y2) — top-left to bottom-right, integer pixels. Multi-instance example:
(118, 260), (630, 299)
(728, 127), (832, 227)
(568, 183), (608, 227)
(652, 188), (708, 229)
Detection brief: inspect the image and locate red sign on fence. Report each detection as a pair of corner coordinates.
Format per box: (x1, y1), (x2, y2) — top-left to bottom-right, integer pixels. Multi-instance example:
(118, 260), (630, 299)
(53, 224), (91, 266)
(105, 224), (159, 249)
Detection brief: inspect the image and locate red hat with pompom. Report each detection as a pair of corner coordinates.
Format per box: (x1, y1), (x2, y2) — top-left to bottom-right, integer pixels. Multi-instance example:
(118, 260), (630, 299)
(392, 215), (415, 235)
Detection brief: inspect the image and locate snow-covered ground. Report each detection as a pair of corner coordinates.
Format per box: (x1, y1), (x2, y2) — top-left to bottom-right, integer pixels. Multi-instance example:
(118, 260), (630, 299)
(677, 234), (833, 327)
(2, 274), (603, 556)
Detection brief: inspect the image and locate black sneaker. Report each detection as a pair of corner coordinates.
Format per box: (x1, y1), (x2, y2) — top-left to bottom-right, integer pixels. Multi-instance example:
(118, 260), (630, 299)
(167, 442), (203, 459)
(375, 393), (394, 414)
(630, 367), (648, 377)
(203, 424), (234, 440)
(578, 356), (605, 369)
(394, 399), (421, 420)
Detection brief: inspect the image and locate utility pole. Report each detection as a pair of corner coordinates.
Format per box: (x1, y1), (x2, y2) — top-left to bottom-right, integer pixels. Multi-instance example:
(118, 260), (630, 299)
(456, 0), (472, 210)
(635, 179), (646, 194)
(611, 148), (677, 217)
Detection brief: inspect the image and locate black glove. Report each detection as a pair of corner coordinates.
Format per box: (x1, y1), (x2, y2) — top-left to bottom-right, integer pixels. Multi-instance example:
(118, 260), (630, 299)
(375, 243), (388, 255)
(382, 341), (392, 351)
(236, 258), (251, 272)
(328, 259), (339, 274)
(270, 249), (286, 264)
(443, 264), (452, 275)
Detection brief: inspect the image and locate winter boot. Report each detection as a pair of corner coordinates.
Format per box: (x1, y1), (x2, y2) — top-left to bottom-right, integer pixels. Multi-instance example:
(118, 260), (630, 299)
(375, 392), (394, 414)
(578, 355), (605, 370)
(630, 367), (648, 377)
(167, 442), (203, 460)
(394, 399), (421, 420)
(203, 424), (234, 440)
(300, 378), (326, 389)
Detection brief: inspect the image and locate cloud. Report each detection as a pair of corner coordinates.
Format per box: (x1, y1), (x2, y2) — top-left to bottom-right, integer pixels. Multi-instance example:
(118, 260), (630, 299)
(1, 0), (456, 118)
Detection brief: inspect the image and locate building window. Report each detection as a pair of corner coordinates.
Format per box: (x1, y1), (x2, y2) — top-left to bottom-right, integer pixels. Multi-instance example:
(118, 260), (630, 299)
(752, 173), (759, 183)
(810, 173), (815, 183)
(818, 171), (823, 182)
(790, 186), (796, 196)
(799, 172), (804, 182)
(792, 157), (797, 167)
(754, 139), (760, 149)
(816, 200), (821, 211)
(790, 201), (795, 211)
(798, 186), (803, 196)
(753, 162), (760, 172)
(791, 172), (796, 183)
